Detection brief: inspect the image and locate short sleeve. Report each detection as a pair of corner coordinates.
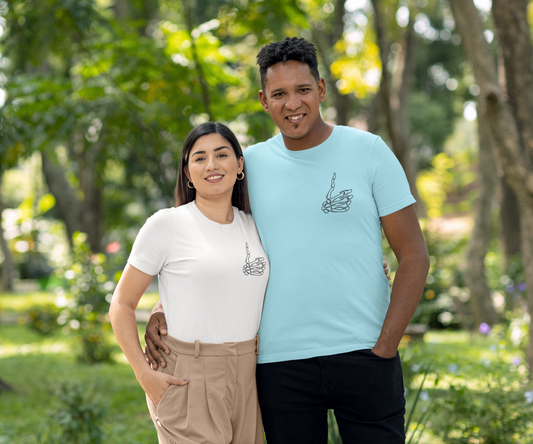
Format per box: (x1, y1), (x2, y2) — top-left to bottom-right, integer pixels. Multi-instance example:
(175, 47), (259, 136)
(127, 210), (172, 276)
(370, 137), (416, 217)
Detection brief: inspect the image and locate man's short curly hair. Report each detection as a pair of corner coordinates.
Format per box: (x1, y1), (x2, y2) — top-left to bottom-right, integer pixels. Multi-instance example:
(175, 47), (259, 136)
(256, 37), (320, 91)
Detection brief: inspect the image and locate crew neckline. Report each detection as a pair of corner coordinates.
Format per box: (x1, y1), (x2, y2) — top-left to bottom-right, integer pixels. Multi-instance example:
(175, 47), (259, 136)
(190, 200), (238, 228)
(278, 125), (339, 157)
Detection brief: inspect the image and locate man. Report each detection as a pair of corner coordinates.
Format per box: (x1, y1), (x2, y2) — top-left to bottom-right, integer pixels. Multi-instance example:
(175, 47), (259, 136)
(145, 37), (429, 443)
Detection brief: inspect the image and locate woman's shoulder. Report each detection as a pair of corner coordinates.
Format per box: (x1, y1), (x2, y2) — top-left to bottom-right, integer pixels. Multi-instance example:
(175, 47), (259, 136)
(145, 204), (194, 226)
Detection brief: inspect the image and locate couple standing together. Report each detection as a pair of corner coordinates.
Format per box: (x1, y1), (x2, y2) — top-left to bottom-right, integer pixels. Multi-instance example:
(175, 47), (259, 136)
(110, 37), (430, 444)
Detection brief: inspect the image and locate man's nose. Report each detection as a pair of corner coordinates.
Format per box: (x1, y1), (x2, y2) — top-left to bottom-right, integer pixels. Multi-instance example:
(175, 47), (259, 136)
(284, 94), (302, 110)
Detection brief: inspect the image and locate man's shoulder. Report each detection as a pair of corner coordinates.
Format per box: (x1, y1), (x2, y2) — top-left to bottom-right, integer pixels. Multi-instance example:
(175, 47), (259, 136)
(334, 125), (380, 146)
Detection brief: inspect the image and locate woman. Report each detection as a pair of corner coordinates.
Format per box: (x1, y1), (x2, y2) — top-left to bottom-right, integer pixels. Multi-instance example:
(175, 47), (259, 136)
(109, 122), (269, 444)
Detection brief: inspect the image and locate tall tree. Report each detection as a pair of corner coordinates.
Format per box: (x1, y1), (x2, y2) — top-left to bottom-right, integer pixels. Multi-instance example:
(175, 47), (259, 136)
(371, 0), (424, 215)
(464, 112), (498, 328)
(449, 0), (533, 372)
(1, 0), (252, 251)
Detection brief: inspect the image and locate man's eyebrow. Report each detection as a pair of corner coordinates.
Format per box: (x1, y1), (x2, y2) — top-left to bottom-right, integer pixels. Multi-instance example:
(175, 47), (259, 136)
(190, 146), (230, 156)
(270, 84), (314, 94)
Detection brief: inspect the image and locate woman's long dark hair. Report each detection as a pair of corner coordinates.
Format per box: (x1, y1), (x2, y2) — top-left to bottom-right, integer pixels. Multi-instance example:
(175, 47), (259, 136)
(175, 122), (250, 213)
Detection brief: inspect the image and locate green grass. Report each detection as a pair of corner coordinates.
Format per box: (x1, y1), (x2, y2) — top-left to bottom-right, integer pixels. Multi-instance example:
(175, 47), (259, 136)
(0, 324), (157, 443)
(0, 291), (160, 313)
(0, 292), (57, 313)
(400, 330), (529, 443)
(0, 293), (530, 443)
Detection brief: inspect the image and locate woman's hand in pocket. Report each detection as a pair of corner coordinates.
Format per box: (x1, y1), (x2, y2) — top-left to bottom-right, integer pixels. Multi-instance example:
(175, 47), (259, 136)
(138, 369), (189, 406)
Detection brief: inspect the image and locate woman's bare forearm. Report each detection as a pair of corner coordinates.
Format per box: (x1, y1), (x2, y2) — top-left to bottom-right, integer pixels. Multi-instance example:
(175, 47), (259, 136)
(110, 300), (152, 378)
(110, 264), (155, 379)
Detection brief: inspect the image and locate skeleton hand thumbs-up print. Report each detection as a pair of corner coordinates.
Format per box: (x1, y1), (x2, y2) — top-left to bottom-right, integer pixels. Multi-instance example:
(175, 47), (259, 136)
(242, 243), (266, 276)
(321, 173), (353, 213)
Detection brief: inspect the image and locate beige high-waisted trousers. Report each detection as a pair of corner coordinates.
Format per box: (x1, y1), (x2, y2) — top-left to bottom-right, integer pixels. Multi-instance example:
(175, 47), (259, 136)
(147, 334), (263, 444)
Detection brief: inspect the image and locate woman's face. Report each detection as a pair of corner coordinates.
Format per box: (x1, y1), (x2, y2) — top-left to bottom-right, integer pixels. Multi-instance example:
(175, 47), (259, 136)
(186, 133), (244, 203)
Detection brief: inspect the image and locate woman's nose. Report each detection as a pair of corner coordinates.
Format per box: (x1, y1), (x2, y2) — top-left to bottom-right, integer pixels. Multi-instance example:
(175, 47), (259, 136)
(206, 156), (218, 169)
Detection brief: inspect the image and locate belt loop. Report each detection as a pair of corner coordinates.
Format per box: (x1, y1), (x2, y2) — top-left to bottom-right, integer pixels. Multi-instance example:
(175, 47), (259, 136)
(194, 339), (200, 358)
(255, 335), (259, 356)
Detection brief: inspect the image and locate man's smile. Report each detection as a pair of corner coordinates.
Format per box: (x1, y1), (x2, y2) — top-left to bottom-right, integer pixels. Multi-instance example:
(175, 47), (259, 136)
(287, 114), (305, 123)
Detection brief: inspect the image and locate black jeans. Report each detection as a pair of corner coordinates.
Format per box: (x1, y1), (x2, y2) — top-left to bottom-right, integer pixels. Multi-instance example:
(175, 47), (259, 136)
(256, 349), (405, 444)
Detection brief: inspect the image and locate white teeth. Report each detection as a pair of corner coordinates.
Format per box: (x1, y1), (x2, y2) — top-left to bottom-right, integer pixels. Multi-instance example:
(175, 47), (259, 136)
(288, 115), (303, 120)
(207, 175), (223, 180)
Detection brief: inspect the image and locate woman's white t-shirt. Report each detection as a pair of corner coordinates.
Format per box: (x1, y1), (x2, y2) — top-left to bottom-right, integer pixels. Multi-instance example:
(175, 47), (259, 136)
(128, 201), (269, 344)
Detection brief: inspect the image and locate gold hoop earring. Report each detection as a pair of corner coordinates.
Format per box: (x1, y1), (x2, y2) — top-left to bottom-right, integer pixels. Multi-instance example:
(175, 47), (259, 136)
(188, 181), (195, 189)
(237, 171), (245, 181)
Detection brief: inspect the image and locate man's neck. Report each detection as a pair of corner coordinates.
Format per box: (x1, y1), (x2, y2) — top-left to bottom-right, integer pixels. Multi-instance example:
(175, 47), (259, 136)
(282, 120), (334, 151)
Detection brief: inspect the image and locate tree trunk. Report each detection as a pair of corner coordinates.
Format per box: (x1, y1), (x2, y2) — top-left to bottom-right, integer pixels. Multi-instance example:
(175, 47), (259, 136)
(366, 89), (382, 135)
(491, 0), (533, 374)
(492, 0), (533, 154)
(500, 178), (521, 263)
(496, 47), (522, 266)
(310, 0), (354, 126)
(517, 196), (533, 370)
(464, 112), (498, 328)
(450, 0), (533, 372)
(0, 176), (13, 292)
(41, 150), (85, 246)
(40, 149), (107, 252)
(78, 144), (104, 253)
(371, 0), (425, 216)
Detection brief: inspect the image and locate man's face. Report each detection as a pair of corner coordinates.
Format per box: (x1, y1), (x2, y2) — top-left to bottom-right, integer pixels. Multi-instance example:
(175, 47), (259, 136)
(258, 60), (326, 149)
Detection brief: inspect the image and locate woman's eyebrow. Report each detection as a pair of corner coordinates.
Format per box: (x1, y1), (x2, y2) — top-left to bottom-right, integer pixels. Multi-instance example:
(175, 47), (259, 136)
(190, 146), (231, 156)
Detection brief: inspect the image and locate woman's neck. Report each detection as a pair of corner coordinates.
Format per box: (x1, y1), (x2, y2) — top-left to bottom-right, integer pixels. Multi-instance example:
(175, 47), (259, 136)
(194, 195), (234, 224)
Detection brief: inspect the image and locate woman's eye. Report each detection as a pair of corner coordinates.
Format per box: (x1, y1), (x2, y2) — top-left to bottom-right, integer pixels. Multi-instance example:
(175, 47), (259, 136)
(194, 157), (205, 162)
(218, 153), (228, 158)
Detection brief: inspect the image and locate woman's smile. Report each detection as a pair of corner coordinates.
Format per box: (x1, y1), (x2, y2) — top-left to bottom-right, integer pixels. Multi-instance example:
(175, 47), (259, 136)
(205, 174), (224, 183)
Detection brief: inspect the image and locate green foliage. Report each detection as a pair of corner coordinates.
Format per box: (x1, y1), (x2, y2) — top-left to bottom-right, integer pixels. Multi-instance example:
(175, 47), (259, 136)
(405, 365), (438, 444)
(39, 382), (106, 444)
(384, 228), (469, 331)
(433, 382), (533, 443)
(27, 304), (60, 335)
(0, 335), (156, 443)
(61, 232), (113, 325)
(327, 409), (342, 444)
(58, 232), (117, 363)
(410, 91), (456, 163)
(77, 327), (114, 364)
(399, 331), (533, 444)
(0, 291), (56, 312)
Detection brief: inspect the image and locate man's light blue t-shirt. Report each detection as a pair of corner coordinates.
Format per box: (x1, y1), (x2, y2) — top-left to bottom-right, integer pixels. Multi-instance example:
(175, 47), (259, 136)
(243, 126), (416, 364)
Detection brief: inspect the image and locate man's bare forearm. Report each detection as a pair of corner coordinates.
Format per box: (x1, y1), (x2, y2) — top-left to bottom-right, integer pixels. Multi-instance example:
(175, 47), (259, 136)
(375, 205), (430, 357)
(150, 300), (164, 317)
(373, 253), (429, 357)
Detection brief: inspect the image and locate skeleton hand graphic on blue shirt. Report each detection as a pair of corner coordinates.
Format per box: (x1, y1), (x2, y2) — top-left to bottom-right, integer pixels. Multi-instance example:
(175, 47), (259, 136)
(321, 173), (353, 213)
